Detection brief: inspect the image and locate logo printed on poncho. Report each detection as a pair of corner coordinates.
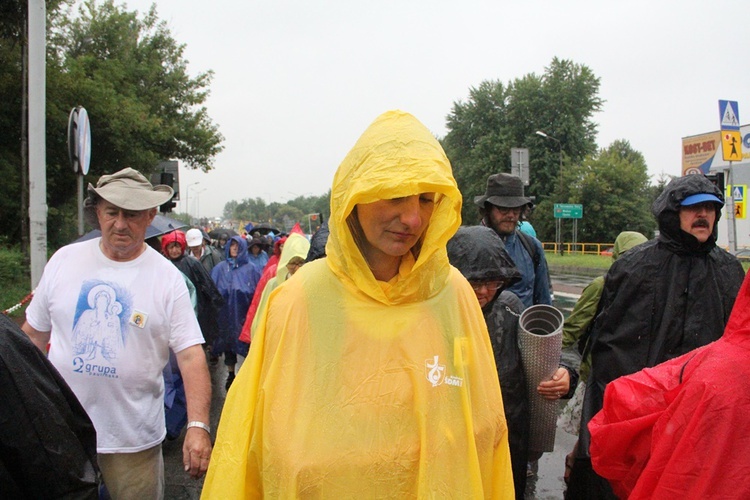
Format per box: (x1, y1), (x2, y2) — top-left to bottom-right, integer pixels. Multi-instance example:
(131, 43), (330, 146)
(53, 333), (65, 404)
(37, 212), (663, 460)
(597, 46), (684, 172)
(425, 355), (463, 387)
(426, 355), (445, 386)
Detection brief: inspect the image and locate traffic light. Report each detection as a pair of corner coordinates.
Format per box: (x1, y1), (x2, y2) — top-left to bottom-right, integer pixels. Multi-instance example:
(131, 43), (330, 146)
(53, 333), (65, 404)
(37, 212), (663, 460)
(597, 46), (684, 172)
(159, 172), (176, 213)
(159, 196), (176, 213)
(705, 172), (725, 196)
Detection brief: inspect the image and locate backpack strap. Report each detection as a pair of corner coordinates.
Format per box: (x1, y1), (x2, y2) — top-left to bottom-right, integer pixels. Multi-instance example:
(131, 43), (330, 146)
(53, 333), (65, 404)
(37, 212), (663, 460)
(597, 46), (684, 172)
(516, 229), (540, 271)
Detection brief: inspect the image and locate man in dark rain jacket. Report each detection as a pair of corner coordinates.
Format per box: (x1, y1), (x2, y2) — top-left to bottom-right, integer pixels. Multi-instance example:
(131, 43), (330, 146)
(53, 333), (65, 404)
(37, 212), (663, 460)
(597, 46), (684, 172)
(566, 174), (745, 499)
(162, 230), (224, 346)
(448, 226), (527, 498)
(448, 226), (579, 500)
(1, 314), (99, 498)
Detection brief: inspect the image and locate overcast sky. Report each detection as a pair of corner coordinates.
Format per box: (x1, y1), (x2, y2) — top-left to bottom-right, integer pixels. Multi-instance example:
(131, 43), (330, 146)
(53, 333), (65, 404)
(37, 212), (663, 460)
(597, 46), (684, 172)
(116, 0), (749, 219)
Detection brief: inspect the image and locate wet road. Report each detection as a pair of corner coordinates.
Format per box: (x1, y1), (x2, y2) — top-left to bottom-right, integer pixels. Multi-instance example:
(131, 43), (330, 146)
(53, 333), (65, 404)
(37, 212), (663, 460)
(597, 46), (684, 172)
(163, 273), (589, 499)
(163, 356), (227, 499)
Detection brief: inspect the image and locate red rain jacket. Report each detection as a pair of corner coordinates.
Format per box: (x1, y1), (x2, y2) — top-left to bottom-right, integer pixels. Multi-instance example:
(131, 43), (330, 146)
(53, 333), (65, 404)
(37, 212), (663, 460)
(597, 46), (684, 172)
(589, 273), (750, 499)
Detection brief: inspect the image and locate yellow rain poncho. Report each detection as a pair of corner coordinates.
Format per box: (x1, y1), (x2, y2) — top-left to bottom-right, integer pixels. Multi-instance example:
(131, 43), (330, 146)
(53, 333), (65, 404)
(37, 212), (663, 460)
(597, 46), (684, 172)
(247, 232), (311, 340)
(202, 110), (513, 499)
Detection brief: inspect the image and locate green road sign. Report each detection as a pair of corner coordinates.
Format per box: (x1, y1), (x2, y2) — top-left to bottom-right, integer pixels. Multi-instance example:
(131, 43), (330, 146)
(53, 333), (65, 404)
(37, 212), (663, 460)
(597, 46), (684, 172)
(554, 203), (583, 219)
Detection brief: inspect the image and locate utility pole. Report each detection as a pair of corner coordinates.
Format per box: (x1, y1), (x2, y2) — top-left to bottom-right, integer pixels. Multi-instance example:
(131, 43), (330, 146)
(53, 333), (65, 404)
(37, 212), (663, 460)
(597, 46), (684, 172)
(28, 0), (47, 287)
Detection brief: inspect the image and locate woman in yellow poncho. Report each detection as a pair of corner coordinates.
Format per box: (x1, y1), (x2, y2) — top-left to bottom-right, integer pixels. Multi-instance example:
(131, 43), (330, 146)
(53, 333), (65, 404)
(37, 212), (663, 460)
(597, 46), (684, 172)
(246, 231), (310, 343)
(202, 110), (514, 499)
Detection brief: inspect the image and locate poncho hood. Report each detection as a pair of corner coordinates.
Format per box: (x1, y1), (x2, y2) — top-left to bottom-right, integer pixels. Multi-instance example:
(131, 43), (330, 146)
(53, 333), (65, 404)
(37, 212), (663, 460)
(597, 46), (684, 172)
(161, 230), (187, 258)
(652, 174), (723, 254)
(224, 235), (249, 267)
(326, 110), (462, 305)
(447, 225), (522, 286)
(611, 231), (648, 261)
(275, 232), (310, 285)
(272, 236), (287, 258)
(306, 220), (329, 262)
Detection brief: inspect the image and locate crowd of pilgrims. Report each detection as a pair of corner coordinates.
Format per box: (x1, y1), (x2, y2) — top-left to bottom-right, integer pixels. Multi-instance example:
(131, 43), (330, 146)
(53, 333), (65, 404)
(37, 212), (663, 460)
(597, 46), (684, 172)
(152, 223), (320, 438)
(8, 111), (750, 499)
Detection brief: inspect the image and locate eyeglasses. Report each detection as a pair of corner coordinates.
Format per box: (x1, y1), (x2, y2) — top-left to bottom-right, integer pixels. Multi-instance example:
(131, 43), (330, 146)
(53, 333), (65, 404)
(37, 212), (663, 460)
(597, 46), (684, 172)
(469, 281), (506, 292)
(492, 206), (523, 215)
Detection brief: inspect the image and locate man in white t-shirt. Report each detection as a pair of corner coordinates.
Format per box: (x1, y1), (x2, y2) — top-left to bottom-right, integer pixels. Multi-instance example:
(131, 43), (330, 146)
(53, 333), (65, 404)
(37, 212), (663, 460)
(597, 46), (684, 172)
(22, 168), (212, 499)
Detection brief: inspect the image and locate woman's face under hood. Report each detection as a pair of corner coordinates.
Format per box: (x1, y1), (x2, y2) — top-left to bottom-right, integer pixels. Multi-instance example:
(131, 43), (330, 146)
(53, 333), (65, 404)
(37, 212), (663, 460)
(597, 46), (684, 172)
(326, 110), (462, 303)
(225, 235), (249, 265)
(355, 193), (436, 281)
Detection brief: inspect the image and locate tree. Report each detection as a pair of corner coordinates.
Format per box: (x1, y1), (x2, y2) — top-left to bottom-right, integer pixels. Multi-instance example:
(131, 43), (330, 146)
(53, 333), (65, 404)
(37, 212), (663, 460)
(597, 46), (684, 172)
(222, 200), (238, 221)
(220, 192), (331, 233)
(442, 58), (603, 232)
(534, 140), (656, 243)
(232, 197), (271, 222)
(273, 205), (305, 232)
(648, 172), (673, 209)
(0, 0), (224, 248)
(48, 1), (223, 173)
(0, 1), (72, 249)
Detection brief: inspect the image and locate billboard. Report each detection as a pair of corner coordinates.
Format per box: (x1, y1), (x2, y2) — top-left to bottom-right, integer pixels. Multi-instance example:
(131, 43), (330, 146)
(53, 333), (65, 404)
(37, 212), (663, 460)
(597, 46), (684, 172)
(682, 125), (750, 175)
(682, 131), (720, 175)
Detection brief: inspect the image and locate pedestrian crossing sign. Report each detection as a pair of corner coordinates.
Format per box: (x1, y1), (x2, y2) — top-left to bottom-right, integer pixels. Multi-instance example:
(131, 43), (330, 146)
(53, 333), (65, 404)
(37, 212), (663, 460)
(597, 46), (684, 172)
(734, 201), (745, 219)
(726, 184), (746, 202)
(721, 130), (743, 161)
(719, 100), (740, 130)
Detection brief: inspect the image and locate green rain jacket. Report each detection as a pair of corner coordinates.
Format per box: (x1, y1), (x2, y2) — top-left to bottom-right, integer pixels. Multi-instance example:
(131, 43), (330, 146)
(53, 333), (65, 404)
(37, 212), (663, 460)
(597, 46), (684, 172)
(561, 231), (648, 381)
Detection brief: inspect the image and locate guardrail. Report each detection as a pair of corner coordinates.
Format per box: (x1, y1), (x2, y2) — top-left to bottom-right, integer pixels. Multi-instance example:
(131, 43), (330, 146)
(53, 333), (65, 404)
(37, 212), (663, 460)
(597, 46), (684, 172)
(541, 242), (614, 255)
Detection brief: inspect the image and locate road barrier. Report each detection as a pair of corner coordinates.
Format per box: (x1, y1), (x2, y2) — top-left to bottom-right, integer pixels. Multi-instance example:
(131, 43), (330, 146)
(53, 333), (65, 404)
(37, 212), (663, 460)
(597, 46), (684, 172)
(541, 242), (613, 255)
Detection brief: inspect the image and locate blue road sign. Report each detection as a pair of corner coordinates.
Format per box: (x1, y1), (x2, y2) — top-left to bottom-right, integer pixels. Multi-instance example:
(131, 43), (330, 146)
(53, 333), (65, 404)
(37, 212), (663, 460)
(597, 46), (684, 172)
(719, 100), (740, 131)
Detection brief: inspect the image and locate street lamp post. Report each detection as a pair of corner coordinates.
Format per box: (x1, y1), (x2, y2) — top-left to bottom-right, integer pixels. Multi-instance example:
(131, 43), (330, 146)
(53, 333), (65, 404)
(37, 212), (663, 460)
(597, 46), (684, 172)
(193, 188), (207, 222)
(305, 213), (317, 234)
(535, 130), (563, 192)
(536, 130), (564, 255)
(185, 181), (200, 223)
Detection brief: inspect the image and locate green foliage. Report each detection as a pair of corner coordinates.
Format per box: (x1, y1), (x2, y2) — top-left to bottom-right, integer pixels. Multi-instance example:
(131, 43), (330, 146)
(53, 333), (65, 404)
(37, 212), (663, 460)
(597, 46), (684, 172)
(0, 0), (223, 249)
(535, 140), (657, 242)
(0, 1), (71, 39)
(223, 191), (331, 233)
(223, 200), (239, 220)
(274, 205), (305, 232)
(166, 211), (190, 225)
(48, 0), (223, 173)
(232, 198), (272, 223)
(648, 172), (673, 209)
(0, 245), (31, 315)
(545, 252), (613, 271)
(442, 58), (603, 230)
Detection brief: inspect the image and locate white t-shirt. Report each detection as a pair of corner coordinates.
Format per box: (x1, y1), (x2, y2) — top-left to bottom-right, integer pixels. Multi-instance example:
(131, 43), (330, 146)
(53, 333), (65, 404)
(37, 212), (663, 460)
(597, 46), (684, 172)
(26, 238), (204, 453)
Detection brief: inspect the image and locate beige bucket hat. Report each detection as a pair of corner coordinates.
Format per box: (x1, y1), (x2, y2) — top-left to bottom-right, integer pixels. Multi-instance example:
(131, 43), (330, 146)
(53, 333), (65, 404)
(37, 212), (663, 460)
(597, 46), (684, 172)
(88, 167), (174, 210)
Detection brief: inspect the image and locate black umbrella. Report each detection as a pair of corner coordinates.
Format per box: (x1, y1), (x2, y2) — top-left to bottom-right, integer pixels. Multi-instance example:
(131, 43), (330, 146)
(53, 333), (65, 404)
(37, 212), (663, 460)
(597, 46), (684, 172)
(208, 228), (238, 239)
(74, 214), (189, 243)
(253, 222), (280, 235)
